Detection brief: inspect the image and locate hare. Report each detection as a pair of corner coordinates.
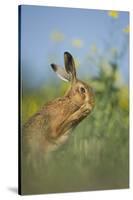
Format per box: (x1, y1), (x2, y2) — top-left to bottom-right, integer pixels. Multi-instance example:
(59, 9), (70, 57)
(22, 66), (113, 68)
(22, 52), (95, 160)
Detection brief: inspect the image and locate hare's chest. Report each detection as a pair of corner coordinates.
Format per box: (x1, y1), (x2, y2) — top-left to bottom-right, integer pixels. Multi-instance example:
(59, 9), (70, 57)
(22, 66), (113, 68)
(44, 129), (73, 153)
(56, 130), (71, 145)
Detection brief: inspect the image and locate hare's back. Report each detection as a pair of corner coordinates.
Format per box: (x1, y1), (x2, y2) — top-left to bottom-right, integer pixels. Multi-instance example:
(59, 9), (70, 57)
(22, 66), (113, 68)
(22, 111), (50, 153)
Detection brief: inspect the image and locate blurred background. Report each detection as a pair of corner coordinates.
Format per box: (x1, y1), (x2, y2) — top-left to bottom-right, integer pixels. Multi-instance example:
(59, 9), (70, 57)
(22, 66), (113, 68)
(20, 5), (129, 194)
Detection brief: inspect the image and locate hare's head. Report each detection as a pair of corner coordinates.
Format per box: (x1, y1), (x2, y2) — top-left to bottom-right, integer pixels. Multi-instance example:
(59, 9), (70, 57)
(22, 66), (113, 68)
(51, 52), (95, 113)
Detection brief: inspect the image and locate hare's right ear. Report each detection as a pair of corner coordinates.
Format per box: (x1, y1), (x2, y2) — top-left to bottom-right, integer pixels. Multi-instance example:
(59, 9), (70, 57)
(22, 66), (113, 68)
(51, 64), (71, 82)
(64, 52), (77, 83)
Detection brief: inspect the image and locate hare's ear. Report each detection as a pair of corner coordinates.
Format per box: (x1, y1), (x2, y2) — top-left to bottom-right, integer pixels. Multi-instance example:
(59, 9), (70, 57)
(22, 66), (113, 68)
(64, 52), (77, 83)
(51, 64), (71, 82)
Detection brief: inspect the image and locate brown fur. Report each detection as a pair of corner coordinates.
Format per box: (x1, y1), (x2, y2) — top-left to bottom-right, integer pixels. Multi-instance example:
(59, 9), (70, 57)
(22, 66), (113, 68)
(22, 52), (95, 160)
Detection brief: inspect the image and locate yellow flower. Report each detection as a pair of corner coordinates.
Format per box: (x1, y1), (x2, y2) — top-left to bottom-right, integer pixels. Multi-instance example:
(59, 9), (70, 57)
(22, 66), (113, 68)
(28, 99), (38, 117)
(108, 10), (119, 19)
(72, 39), (83, 48)
(118, 87), (129, 111)
(50, 31), (65, 42)
(123, 25), (129, 33)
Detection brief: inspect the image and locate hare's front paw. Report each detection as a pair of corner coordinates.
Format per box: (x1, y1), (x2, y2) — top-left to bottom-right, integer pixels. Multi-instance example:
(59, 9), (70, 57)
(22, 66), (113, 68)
(80, 104), (91, 116)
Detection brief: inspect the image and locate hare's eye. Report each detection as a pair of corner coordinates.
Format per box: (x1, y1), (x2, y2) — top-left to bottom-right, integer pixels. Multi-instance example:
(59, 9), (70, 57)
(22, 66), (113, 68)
(80, 87), (86, 93)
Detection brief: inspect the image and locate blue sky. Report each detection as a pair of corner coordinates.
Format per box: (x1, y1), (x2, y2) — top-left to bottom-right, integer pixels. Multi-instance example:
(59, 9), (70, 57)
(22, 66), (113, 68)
(20, 5), (129, 88)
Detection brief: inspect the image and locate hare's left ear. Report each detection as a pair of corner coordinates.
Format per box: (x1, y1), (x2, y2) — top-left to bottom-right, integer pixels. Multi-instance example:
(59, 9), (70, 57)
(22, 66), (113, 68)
(51, 64), (71, 82)
(64, 52), (77, 83)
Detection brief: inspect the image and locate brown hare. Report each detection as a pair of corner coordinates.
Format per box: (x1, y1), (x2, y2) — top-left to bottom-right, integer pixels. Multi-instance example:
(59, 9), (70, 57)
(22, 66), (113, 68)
(22, 52), (95, 160)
